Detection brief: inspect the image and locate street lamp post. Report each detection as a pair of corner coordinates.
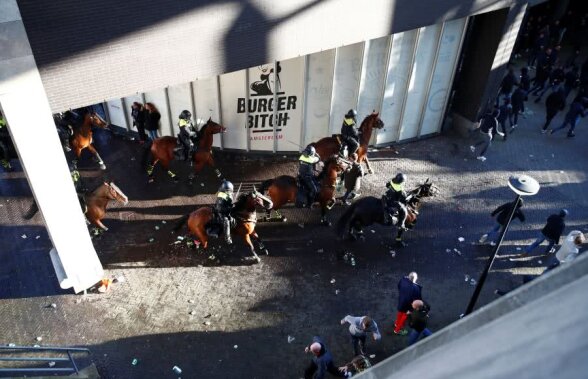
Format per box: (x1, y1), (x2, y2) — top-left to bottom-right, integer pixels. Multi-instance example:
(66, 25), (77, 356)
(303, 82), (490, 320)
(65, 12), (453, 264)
(464, 175), (540, 316)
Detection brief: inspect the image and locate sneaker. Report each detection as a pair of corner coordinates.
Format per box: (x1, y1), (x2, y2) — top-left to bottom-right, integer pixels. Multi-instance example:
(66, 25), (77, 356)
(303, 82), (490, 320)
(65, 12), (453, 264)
(541, 129), (548, 134)
(469, 145), (476, 153)
(479, 234), (488, 243)
(393, 329), (408, 336)
(476, 156), (486, 162)
(550, 129), (556, 135)
(567, 132), (575, 138)
(510, 124), (517, 131)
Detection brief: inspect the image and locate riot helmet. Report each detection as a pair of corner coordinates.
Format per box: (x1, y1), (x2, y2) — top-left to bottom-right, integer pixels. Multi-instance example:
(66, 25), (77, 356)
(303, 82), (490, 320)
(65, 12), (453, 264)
(304, 145), (316, 156)
(345, 109), (357, 119)
(179, 110), (192, 120)
(220, 180), (234, 192)
(392, 173), (406, 184)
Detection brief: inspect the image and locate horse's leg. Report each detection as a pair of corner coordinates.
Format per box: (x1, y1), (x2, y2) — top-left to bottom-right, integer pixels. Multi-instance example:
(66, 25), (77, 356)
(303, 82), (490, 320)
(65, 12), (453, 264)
(86, 144), (106, 170)
(395, 228), (407, 247)
(242, 233), (261, 263)
(320, 204), (331, 227)
(94, 218), (109, 232)
(251, 231), (269, 255)
(363, 155), (374, 174)
(161, 158), (179, 182)
(147, 158), (159, 183)
(206, 154), (222, 178)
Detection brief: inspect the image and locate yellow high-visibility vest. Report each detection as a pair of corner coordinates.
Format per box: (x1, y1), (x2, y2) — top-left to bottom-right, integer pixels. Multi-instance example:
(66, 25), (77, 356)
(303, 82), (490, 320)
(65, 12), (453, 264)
(217, 191), (231, 200)
(344, 117), (355, 126)
(178, 119), (190, 128)
(299, 154), (319, 164)
(388, 181), (404, 192)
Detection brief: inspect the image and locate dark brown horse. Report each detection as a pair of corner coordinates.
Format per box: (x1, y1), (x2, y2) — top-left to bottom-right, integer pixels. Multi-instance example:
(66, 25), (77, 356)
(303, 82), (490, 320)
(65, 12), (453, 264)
(260, 155), (349, 226)
(173, 189), (273, 262)
(142, 118), (226, 182)
(311, 112), (384, 174)
(71, 112), (109, 170)
(335, 179), (438, 245)
(85, 181), (129, 232)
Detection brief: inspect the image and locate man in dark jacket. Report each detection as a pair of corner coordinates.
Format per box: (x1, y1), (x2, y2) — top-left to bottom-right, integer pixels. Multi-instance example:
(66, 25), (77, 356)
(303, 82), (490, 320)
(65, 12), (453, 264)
(510, 87), (526, 129)
(470, 106), (503, 162)
(393, 272), (422, 336)
(534, 65), (564, 102)
(338, 153), (364, 205)
(542, 87), (566, 132)
(130, 102), (147, 143)
(550, 97), (586, 137)
(407, 300), (433, 346)
(341, 109), (360, 156)
(304, 336), (348, 379)
(519, 209), (568, 257)
(479, 198), (525, 246)
(498, 68), (517, 101)
(298, 145), (321, 208)
(384, 173), (409, 229)
(497, 97), (512, 140)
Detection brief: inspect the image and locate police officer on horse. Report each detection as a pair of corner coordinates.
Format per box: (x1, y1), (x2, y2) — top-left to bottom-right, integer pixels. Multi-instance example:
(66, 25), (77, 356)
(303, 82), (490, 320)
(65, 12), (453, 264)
(341, 109), (359, 157)
(0, 111), (12, 171)
(298, 145), (321, 208)
(215, 180), (235, 245)
(175, 110), (197, 161)
(384, 173), (409, 230)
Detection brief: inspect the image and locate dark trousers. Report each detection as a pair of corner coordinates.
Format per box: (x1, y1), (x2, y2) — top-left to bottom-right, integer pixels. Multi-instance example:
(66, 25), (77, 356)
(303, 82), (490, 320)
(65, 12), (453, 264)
(352, 335), (367, 356)
(543, 109), (559, 130)
(301, 175), (318, 202)
(304, 360), (345, 379)
(136, 122), (147, 142)
(344, 138), (359, 155)
(511, 104), (522, 126)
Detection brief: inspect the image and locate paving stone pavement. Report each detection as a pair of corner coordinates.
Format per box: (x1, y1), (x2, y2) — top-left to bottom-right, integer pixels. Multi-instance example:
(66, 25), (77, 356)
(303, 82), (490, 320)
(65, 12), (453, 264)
(0, 84), (587, 378)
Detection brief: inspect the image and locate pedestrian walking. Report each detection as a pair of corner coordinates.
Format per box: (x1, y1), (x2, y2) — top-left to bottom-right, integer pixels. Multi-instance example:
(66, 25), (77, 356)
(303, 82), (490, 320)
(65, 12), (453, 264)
(130, 102), (147, 143)
(470, 106), (503, 162)
(479, 198), (525, 246)
(340, 315), (381, 356)
(144, 102), (161, 141)
(497, 67), (517, 104)
(407, 300), (433, 346)
(534, 65), (564, 102)
(545, 231), (586, 270)
(550, 97), (587, 137)
(541, 87), (566, 133)
(393, 272), (422, 336)
(303, 336), (349, 379)
(497, 97), (512, 140)
(337, 153), (365, 205)
(518, 209), (567, 258)
(519, 67), (531, 93)
(563, 66), (579, 99)
(510, 87), (526, 129)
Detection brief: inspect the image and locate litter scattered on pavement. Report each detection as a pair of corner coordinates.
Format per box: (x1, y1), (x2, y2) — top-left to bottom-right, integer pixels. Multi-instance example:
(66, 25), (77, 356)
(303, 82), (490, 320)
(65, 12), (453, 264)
(233, 345), (238, 349)
(330, 278), (336, 284)
(208, 255), (216, 260)
(287, 336), (295, 343)
(8, 343), (15, 347)
(370, 229), (376, 233)
(114, 276), (126, 283)
(559, 170), (564, 173)
(369, 354), (376, 359)
(154, 226), (160, 230)
(538, 260), (542, 264)
(446, 248), (452, 253)
(48, 361), (56, 367)
(148, 237), (155, 243)
(469, 278), (477, 286)
(464, 274), (470, 282)
(50, 303), (57, 308)
(172, 366), (182, 375)
(35, 235), (40, 239)
(33, 344), (40, 347)
(458, 237), (465, 242)
(204, 313), (212, 318)
(389, 250), (396, 258)
(21, 234), (27, 239)
(177, 236), (185, 241)
(298, 223), (305, 228)
(161, 220), (167, 224)
(35, 337), (42, 342)
(453, 248), (462, 256)
(335, 289), (340, 295)
(189, 311), (196, 315)
(516, 247), (522, 251)
(200, 183), (205, 187)
(316, 249), (324, 253)
(188, 300), (195, 304)
(131, 358), (138, 366)
(203, 321), (211, 326)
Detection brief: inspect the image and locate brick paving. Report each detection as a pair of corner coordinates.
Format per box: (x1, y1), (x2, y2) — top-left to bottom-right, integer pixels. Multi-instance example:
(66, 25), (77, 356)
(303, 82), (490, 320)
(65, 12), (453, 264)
(1, 81), (587, 378)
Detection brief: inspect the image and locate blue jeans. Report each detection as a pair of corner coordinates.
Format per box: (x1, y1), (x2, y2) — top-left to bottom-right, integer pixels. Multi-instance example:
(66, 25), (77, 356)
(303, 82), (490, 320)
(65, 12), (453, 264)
(551, 116), (580, 135)
(147, 130), (159, 140)
(408, 328), (432, 345)
(486, 223), (503, 243)
(473, 132), (493, 156)
(525, 232), (556, 255)
(351, 335), (367, 356)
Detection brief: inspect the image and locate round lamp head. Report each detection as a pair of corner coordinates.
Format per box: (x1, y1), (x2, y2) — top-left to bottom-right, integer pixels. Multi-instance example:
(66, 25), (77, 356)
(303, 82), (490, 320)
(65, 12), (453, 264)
(508, 175), (540, 196)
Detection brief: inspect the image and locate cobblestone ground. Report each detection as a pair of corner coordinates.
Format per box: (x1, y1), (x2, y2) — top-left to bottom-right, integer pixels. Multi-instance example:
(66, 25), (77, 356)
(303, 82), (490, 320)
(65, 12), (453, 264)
(1, 84), (587, 378)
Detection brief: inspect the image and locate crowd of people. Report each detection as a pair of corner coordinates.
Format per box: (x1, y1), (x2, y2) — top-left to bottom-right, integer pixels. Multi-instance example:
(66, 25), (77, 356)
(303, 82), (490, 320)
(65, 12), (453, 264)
(471, 6), (588, 162)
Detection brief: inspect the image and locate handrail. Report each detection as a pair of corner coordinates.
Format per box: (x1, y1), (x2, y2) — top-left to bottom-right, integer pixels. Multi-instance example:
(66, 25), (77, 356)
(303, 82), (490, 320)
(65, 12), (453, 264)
(0, 345), (91, 376)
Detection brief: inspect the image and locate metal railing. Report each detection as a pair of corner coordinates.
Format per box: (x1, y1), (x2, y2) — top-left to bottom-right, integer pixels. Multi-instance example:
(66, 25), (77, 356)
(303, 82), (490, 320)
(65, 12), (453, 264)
(0, 345), (91, 376)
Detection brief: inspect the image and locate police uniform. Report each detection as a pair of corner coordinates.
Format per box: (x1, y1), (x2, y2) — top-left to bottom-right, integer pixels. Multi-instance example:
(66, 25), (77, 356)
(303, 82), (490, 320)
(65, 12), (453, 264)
(177, 110), (196, 161)
(298, 146), (320, 208)
(215, 181), (234, 244)
(0, 115), (12, 170)
(384, 174), (409, 229)
(341, 109), (360, 156)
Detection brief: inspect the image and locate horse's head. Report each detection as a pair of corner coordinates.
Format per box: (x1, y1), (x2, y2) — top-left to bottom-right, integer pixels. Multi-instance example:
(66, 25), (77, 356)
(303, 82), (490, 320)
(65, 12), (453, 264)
(414, 178), (439, 198)
(201, 118), (226, 136)
(103, 182), (129, 205)
(360, 111), (385, 133)
(324, 155), (349, 174)
(88, 112), (109, 129)
(235, 187), (273, 211)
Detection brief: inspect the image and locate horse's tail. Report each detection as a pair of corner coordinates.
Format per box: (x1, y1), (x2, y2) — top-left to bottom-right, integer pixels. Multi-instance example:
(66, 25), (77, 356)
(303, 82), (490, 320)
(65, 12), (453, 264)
(335, 201), (359, 238)
(140, 140), (153, 171)
(260, 178), (274, 194)
(173, 214), (189, 232)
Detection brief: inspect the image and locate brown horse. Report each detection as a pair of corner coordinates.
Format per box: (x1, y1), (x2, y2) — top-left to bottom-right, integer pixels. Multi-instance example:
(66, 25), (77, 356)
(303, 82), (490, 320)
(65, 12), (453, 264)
(142, 118), (226, 183)
(85, 181), (129, 233)
(71, 112), (110, 170)
(173, 189), (273, 262)
(311, 111), (384, 174)
(260, 155), (349, 226)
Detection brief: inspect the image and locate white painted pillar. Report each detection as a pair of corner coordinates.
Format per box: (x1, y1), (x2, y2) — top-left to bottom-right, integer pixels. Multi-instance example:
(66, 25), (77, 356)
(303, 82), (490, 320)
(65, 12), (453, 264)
(0, 0), (103, 293)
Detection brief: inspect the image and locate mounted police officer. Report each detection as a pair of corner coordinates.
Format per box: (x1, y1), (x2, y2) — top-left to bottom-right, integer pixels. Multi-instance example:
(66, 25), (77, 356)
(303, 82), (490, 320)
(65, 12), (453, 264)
(384, 173), (409, 230)
(298, 145), (321, 208)
(175, 110), (196, 161)
(0, 111), (11, 171)
(215, 180), (234, 244)
(341, 109), (359, 157)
